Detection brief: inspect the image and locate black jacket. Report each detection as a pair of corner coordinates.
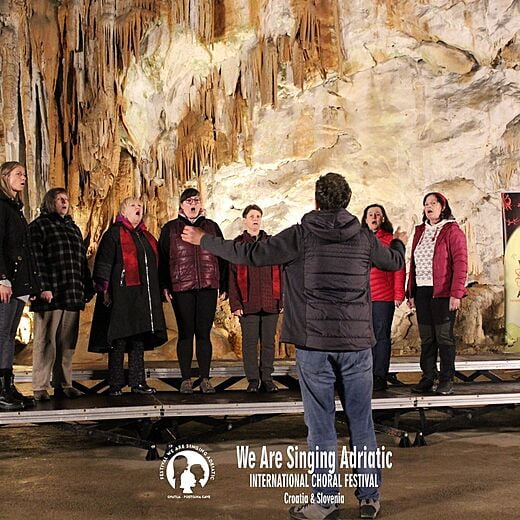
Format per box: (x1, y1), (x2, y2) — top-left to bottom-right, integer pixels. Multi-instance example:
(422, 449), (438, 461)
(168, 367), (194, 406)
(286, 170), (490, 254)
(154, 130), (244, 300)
(88, 222), (167, 353)
(0, 192), (39, 297)
(28, 212), (94, 312)
(200, 209), (405, 352)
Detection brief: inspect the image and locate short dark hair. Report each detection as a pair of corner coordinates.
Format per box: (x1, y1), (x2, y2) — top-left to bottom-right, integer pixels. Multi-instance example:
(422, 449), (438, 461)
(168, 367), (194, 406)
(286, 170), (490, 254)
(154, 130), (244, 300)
(361, 204), (394, 233)
(422, 192), (454, 222)
(180, 188), (200, 205)
(315, 172), (351, 210)
(40, 188), (67, 214)
(242, 204), (263, 218)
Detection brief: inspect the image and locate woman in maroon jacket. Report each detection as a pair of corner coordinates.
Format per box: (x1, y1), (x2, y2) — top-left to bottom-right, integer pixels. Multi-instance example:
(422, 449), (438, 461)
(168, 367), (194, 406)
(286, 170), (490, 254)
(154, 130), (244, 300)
(228, 205), (282, 393)
(159, 188), (228, 394)
(406, 192), (468, 395)
(362, 204), (405, 392)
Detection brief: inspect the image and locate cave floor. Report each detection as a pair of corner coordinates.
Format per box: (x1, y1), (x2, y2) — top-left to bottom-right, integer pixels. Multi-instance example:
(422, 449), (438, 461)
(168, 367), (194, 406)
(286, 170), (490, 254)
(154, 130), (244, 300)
(1, 404), (519, 520)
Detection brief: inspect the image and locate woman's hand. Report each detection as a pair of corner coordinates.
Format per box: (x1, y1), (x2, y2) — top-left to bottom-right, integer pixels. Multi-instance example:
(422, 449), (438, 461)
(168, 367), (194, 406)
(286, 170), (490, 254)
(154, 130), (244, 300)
(233, 309), (243, 317)
(40, 290), (53, 303)
(163, 288), (172, 303)
(395, 300), (403, 308)
(449, 297), (461, 311)
(0, 285), (12, 304)
(219, 291), (227, 301)
(407, 298), (415, 309)
(103, 291), (112, 307)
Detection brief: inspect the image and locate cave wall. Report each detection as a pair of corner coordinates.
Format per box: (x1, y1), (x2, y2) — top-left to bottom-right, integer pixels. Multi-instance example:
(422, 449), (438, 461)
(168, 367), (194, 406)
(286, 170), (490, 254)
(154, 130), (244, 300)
(1, 0), (520, 356)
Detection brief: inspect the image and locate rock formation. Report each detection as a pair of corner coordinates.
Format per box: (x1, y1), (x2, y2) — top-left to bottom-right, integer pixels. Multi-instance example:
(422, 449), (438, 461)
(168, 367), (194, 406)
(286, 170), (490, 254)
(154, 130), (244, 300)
(1, 0), (519, 358)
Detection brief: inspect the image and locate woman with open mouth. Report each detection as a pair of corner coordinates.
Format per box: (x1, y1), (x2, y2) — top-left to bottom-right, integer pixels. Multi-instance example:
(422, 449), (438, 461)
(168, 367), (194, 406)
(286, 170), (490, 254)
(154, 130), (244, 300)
(361, 204), (405, 392)
(28, 188), (95, 401)
(89, 197), (167, 396)
(406, 192), (468, 396)
(158, 188), (228, 395)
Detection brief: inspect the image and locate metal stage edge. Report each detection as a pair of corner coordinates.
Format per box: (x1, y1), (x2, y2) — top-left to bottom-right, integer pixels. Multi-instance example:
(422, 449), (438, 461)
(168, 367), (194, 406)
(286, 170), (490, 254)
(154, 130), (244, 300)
(12, 356), (520, 383)
(2, 387), (520, 425)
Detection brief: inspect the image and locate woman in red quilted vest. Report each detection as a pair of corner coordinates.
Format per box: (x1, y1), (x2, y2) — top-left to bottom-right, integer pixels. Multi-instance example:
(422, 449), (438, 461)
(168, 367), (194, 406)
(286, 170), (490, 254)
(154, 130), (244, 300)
(228, 205), (283, 393)
(406, 192), (468, 396)
(159, 188), (228, 395)
(362, 204), (405, 392)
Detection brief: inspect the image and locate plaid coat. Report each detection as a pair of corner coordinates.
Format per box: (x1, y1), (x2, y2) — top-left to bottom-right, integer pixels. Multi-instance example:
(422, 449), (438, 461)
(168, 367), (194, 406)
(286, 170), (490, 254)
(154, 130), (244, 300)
(28, 212), (94, 312)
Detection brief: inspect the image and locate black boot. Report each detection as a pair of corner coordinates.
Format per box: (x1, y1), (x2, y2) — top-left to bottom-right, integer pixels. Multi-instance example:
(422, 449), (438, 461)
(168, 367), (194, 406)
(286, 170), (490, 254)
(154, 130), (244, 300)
(7, 370), (35, 407)
(0, 370), (24, 411)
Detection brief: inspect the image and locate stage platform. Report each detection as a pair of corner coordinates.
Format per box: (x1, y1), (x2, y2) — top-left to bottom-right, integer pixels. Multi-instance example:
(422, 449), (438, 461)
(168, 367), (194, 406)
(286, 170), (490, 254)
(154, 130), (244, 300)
(1, 381), (519, 426)
(4, 354), (520, 450)
(11, 353), (520, 385)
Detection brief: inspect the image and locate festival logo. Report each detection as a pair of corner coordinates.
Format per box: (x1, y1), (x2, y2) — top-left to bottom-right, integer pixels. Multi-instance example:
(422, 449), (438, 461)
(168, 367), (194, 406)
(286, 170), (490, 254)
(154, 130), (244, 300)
(159, 444), (215, 499)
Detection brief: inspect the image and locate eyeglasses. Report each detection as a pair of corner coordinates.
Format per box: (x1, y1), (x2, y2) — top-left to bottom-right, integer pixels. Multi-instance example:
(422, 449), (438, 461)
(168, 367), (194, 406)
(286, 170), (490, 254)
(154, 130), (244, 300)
(183, 197), (201, 204)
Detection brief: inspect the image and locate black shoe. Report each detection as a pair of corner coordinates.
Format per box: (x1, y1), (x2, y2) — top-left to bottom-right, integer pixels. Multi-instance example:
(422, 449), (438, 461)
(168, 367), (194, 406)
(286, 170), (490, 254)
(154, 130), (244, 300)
(411, 377), (434, 394)
(373, 376), (387, 392)
(109, 386), (123, 397)
(10, 385), (35, 407)
(262, 381), (278, 393)
(0, 372), (24, 411)
(436, 380), (454, 395)
(359, 499), (380, 519)
(131, 383), (156, 395)
(54, 387), (83, 399)
(246, 380), (259, 393)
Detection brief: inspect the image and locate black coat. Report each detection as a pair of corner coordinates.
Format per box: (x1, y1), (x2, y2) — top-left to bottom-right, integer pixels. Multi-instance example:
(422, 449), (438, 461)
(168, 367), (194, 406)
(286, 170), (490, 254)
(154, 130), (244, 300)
(200, 209), (405, 352)
(88, 222), (167, 353)
(28, 212), (94, 312)
(0, 192), (39, 297)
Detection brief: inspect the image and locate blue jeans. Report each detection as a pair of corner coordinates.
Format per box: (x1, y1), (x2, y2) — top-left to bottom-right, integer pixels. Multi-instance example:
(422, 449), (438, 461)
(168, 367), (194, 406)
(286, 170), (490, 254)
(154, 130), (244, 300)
(371, 301), (395, 380)
(296, 348), (380, 503)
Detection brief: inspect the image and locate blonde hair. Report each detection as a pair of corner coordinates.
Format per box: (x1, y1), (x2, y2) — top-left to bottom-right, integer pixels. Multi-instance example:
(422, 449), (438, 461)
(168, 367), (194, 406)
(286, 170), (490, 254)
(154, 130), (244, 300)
(119, 197), (143, 215)
(0, 161), (24, 199)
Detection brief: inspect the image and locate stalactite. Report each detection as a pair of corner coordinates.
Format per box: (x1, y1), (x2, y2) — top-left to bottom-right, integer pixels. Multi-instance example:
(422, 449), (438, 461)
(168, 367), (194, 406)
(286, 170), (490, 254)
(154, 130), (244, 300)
(461, 220), (483, 280)
(499, 116), (520, 189)
(168, 0), (215, 44)
(2, 0), (343, 248)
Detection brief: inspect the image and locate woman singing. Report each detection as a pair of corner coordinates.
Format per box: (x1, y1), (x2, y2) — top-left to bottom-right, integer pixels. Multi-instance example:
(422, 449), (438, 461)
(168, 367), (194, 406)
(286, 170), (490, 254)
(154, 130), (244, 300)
(407, 192), (468, 395)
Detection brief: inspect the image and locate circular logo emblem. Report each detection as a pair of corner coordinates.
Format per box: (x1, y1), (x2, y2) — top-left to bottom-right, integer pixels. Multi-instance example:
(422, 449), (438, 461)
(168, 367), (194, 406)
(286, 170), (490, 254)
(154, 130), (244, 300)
(160, 444), (215, 498)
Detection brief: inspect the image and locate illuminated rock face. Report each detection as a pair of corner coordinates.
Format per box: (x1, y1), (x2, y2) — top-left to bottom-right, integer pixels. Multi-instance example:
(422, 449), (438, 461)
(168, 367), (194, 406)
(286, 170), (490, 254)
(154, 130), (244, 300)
(2, 1), (519, 358)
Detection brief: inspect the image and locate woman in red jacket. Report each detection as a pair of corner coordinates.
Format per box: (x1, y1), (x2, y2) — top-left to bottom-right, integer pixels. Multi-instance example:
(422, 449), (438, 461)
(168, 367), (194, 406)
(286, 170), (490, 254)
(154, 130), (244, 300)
(362, 204), (405, 391)
(228, 205), (282, 393)
(406, 192), (468, 395)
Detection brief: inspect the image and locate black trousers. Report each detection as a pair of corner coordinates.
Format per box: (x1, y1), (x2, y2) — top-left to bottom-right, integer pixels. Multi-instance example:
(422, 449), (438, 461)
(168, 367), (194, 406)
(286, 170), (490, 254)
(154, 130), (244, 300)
(108, 336), (145, 387)
(239, 313), (279, 382)
(415, 286), (457, 382)
(371, 301), (395, 380)
(172, 289), (218, 380)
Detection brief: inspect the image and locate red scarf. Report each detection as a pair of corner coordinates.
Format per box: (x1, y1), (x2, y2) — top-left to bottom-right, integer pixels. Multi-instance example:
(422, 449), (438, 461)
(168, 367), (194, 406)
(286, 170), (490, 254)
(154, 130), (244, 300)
(235, 231), (281, 302)
(117, 216), (158, 286)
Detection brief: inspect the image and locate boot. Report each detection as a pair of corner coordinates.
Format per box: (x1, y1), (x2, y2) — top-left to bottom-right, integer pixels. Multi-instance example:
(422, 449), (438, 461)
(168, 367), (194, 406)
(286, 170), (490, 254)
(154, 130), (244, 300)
(8, 370), (35, 407)
(0, 370), (24, 411)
